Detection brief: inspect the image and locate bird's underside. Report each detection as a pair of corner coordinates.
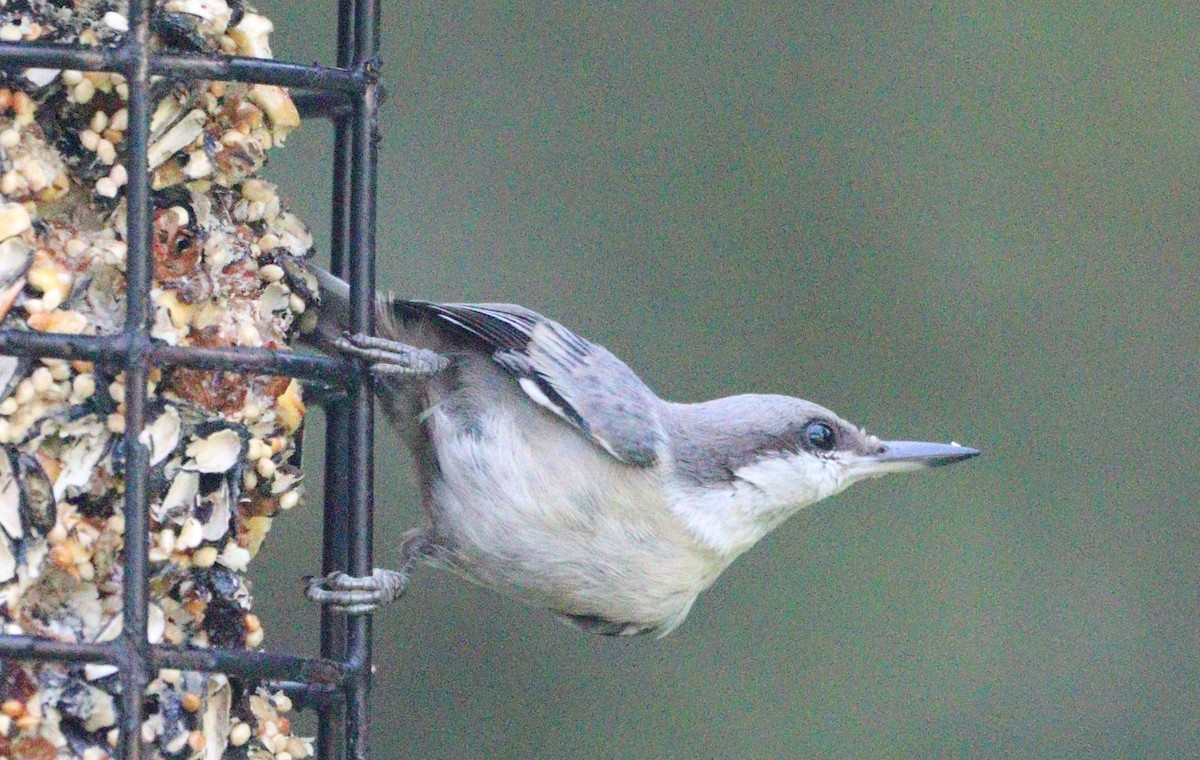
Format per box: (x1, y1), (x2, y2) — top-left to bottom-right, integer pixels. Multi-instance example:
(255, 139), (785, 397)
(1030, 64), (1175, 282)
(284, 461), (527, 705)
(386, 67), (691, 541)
(306, 299), (714, 636)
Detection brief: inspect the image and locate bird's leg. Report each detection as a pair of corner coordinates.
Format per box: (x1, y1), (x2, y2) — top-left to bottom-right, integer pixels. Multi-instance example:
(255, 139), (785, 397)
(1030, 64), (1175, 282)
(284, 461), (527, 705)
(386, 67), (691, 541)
(306, 529), (431, 614)
(334, 333), (449, 377)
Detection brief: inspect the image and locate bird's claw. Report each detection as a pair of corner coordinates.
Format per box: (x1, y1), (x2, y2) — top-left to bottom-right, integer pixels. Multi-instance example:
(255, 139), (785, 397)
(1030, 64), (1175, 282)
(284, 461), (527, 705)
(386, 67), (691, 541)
(305, 568), (409, 614)
(335, 332), (449, 377)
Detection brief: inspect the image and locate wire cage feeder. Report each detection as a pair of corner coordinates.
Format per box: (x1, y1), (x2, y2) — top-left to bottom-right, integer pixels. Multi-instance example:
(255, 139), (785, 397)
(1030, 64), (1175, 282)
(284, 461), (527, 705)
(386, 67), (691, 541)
(0, 1), (383, 757)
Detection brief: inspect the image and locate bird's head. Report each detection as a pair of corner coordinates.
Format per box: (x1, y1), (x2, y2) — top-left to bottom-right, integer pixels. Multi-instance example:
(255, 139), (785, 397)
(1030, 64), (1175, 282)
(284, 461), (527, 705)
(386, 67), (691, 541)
(666, 395), (979, 555)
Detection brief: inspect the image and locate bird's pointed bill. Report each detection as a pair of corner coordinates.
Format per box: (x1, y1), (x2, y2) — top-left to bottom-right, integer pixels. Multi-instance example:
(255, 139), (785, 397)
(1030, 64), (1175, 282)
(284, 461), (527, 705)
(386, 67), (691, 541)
(845, 440), (980, 480)
(877, 440), (980, 467)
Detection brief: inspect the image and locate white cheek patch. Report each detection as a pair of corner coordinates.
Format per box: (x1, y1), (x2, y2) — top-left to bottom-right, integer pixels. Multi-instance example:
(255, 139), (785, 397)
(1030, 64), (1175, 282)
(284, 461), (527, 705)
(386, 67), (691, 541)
(668, 455), (850, 557)
(732, 455), (842, 508)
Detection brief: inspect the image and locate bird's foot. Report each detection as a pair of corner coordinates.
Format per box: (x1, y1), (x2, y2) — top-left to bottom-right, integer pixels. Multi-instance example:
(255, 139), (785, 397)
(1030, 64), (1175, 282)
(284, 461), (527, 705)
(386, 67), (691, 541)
(335, 332), (449, 377)
(305, 568), (409, 614)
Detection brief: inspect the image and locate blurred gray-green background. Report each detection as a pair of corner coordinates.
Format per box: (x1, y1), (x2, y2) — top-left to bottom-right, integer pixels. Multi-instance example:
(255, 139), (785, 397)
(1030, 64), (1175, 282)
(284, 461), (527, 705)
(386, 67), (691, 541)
(250, 3), (1198, 757)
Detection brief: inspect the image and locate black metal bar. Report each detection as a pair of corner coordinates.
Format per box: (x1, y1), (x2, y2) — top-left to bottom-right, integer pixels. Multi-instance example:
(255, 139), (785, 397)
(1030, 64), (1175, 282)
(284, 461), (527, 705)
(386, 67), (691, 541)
(151, 344), (356, 384)
(272, 680), (345, 709)
(0, 331), (124, 362)
(0, 637), (347, 691)
(318, 398), (350, 760)
(152, 646), (347, 688)
(0, 41), (113, 71)
(344, 0), (381, 756)
(0, 636), (118, 664)
(318, 1), (360, 755)
(0, 332), (355, 383)
(0, 43), (362, 93)
(293, 90), (354, 120)
(154, 53), (362, 91)
(118, 1), (154, 755)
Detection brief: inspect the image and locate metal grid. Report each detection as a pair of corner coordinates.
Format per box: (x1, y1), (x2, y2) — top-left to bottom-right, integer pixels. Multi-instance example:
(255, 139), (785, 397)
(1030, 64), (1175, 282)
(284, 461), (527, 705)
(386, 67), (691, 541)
(0, 1), (381, 757)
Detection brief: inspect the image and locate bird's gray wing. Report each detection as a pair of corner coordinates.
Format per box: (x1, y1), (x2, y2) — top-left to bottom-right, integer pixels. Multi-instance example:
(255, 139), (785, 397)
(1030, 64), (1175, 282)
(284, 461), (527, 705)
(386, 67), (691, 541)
(396, 301), (664, 467)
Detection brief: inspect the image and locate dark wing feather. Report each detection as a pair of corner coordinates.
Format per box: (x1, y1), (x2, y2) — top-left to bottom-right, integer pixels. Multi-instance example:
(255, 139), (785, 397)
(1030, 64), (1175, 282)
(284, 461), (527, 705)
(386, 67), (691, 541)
(398, 301), (538, 353)
(396, 300), (664, 466)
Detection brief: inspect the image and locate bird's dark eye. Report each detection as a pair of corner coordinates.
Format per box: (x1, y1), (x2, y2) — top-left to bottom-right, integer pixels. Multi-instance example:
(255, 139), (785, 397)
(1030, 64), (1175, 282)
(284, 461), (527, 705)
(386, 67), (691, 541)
(804, 421), (836, 451)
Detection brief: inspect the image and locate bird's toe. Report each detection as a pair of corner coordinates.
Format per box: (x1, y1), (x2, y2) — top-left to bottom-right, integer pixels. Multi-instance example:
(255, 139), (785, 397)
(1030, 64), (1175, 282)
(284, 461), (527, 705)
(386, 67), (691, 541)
(305, 568), (409, 613)
(335, 333), (449, 376)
